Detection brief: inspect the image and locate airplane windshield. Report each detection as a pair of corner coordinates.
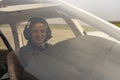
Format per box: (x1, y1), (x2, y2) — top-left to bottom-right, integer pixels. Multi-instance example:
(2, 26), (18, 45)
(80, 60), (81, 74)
(18, 18), (75, 47)
(1, 0), (120, 80)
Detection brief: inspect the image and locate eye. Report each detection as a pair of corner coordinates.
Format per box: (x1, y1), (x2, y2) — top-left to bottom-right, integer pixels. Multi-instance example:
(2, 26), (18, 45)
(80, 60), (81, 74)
(31, 30), (38, 33)
(40, 29), (46, 33)
(31, 29), (46, 34)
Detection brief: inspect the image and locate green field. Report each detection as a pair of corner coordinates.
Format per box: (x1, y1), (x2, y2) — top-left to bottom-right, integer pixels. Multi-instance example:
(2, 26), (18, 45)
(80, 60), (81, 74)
(0, 23), (120, 49)
(19, 24), (71, 30)
(113, 23), (120, 28)
(1, 23), (120, 31)
(49, 24), (70, 30)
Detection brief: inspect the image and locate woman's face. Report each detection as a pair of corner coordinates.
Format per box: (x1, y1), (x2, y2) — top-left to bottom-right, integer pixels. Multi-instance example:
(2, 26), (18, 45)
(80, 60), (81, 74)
(31, 23), (46, 45)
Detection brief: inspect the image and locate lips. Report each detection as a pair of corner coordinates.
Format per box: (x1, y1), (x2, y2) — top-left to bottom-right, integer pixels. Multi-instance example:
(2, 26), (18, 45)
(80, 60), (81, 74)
(36, 39), (43, 41)
(36, 37), (45, 42)
(32, 35), (46, 44)
(36, 37), (44, 40)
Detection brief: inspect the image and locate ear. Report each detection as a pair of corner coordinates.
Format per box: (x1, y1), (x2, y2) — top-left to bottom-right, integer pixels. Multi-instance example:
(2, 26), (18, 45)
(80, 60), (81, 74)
(46, 26), (52, 41)
(23, 21), (31, 40)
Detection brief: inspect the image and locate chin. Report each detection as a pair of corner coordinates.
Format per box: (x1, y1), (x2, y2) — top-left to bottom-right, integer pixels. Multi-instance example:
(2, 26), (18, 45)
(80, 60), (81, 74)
(36, 41), (44, 44)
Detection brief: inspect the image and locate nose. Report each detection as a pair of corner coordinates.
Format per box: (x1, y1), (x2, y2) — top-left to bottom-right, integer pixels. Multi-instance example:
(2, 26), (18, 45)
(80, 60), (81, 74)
(37, 31), (43, 37)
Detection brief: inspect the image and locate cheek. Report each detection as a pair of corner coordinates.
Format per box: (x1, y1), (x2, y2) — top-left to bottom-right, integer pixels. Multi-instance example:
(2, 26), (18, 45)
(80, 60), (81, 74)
(31, 32), (46, 40)
(41, 33), (47, 41)
(31, 33), (37, 38)
(31, 33), (38, 41)
(43, 32), (47, 38)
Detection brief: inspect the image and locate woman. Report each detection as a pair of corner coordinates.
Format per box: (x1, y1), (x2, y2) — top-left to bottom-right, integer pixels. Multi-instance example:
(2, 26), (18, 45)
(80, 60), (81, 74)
(18, 17), (52, 68)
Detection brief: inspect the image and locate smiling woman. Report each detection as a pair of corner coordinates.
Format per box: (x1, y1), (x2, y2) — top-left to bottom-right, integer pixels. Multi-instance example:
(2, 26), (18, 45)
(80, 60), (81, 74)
(18, 17), (52, 68)
(31, 23), (47, 46)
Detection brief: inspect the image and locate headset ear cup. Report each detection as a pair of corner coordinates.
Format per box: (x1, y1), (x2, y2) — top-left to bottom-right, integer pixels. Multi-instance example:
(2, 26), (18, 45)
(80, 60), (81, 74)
(23, 27), (30, 40)
(23, 20), (31, 40)
(46, 26), (52, 41)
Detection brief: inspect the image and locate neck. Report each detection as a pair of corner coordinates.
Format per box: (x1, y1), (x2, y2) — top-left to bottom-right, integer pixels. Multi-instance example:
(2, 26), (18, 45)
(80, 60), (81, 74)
(28, 41), (46, 49)
(36, 43), (45, 48)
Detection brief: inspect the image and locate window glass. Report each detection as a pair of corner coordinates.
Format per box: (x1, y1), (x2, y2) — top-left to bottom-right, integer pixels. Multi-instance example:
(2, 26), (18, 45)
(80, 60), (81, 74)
(48, 18), (75, 44)
(77, 19), (120, 43)
(18, 18), (75, 47)
(0, 36), (7, 50)
(0, 24), (15, 49)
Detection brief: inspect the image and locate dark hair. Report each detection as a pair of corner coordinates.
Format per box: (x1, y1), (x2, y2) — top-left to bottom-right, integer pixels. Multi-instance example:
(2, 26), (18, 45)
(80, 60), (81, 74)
(23, 17), (52, 42)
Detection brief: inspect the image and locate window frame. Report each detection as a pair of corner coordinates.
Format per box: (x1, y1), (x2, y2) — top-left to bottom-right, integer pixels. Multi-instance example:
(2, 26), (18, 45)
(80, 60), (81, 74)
(0, 30), (13, 52)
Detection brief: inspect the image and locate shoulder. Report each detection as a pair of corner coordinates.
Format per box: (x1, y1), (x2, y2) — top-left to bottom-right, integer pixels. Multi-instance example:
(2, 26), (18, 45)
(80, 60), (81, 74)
(18, 45), (33, 59)
(19, 45), (33, 56)
(18, 45), (34, 68)
(19, 45), (31, 52)
(45, 43), (52, 48)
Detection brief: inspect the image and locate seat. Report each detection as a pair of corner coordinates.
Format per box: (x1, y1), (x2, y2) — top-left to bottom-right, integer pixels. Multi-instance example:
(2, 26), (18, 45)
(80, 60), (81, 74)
(7, 51), (38, 80)
(0, 49), (9, 79)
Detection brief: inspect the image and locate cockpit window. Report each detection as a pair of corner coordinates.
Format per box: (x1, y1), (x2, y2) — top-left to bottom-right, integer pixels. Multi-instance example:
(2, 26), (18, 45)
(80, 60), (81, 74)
(0, 36), (7, 50)
(0, 24), (15, 49)
(76, 19), (120, 43)
(18, 18), (75, 47)
(48, 18), (75, 44)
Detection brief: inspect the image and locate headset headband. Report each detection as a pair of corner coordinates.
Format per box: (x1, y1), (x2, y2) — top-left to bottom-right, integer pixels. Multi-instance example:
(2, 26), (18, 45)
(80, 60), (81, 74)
(26, 21), (31, 29)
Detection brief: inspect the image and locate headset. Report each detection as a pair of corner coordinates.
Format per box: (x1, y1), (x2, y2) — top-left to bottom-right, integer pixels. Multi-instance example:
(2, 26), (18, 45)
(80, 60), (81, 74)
(23, 17), (52, 42)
